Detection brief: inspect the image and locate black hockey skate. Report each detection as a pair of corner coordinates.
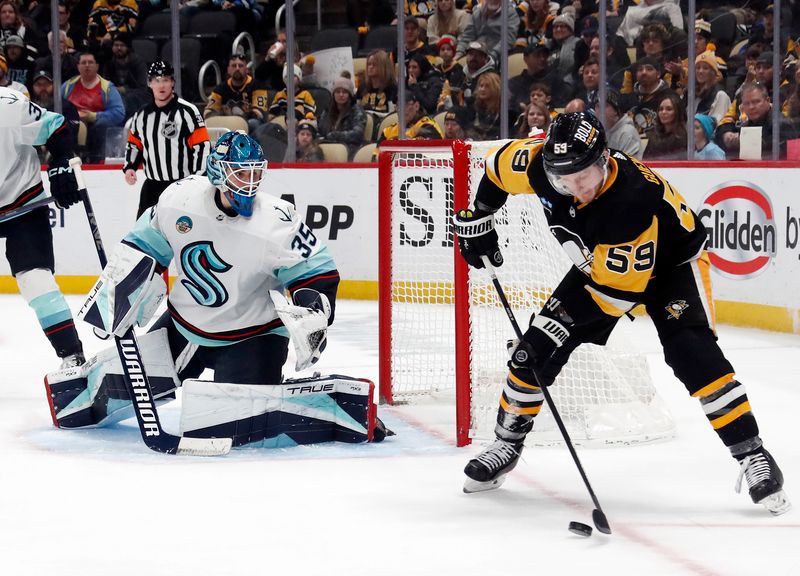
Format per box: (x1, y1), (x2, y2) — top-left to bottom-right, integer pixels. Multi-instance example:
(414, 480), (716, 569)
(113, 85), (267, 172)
(463, 439), (524, 493)
(735, 447), (791, 515)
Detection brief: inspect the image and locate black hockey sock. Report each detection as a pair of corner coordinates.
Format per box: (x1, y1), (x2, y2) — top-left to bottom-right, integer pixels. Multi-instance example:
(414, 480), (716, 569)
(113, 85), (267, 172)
(45, 319), (83, 358)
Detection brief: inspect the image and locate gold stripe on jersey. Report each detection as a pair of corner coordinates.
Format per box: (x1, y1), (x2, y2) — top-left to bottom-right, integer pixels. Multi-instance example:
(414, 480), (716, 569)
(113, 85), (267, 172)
(692, 372), (736, 398)
(691, 252), (716, 332)
(485, 139), (543, 195)
(591, 216), (658, 293)
(584, 285), (638, 317)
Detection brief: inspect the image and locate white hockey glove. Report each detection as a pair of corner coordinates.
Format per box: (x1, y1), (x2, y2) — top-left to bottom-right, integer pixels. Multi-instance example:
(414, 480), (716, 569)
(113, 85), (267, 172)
(78, 243), (167, 338)
(270, 289), (331, 372)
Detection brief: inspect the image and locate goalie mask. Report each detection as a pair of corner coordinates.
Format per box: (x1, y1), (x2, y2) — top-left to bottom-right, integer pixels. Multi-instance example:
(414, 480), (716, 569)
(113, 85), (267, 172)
(542, 112), (609, 203)
(206, 130), (267, 217)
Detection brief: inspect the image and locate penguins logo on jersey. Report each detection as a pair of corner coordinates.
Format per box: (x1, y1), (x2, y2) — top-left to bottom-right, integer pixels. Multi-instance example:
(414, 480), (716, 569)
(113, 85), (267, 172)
(161, 120), (178, 139)
(180, 242), (232, 307)
(666, 300), (689, 320)
(551, 226), (593, 273)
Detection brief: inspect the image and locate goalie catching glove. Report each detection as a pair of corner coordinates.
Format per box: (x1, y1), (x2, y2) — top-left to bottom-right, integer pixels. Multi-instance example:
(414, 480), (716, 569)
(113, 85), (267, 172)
(509, 301), (572, 387)
(270, 288), (331, 371)
(452, 208), (504, 269)
(78, 243), (167, 338)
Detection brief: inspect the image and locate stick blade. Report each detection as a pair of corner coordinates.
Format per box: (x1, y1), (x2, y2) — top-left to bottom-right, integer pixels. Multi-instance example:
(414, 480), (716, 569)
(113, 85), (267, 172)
(175, 437), (233, 456)
(592, 509), (612, 534)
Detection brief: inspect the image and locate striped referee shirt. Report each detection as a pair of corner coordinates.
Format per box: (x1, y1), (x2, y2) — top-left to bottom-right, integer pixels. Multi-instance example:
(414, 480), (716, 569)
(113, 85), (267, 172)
(124, 96), (210, 182)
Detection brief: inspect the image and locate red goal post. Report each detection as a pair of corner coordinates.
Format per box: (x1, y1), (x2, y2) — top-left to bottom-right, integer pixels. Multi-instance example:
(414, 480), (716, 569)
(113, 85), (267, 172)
(378, 140), (674, 447)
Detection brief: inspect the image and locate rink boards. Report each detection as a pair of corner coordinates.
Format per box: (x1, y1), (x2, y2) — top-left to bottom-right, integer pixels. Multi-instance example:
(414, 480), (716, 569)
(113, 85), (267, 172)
(0, 161), (799, 333)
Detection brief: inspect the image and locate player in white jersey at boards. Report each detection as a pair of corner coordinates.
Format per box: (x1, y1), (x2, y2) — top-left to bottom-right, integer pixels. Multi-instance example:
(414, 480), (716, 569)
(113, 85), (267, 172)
(453, 112), (789, 515)
(119, 129), (339, 383)
(0, 86), (85, 368)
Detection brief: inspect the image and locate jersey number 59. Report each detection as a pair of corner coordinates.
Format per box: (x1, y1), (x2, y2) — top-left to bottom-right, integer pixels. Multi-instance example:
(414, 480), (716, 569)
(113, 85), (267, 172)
(605, 241), (655, 274)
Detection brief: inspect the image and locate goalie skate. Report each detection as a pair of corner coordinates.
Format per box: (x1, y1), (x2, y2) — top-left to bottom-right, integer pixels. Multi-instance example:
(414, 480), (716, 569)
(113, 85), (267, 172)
(736, 447), (791, 516)
(463, 439), (524, 494)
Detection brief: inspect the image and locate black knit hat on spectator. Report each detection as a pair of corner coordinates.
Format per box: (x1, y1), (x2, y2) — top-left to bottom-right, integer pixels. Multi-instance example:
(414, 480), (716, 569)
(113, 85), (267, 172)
(524, 42), (550, 56)
(114, 32), (133, 47)
(444, 106), (471, 129)
(32, 69), (53, 83)
(635, 56), (663, 73)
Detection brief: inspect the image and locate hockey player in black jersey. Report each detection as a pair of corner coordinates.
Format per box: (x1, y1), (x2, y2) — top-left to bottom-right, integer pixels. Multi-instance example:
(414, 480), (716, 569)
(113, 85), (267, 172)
(454, 111), (789, 515)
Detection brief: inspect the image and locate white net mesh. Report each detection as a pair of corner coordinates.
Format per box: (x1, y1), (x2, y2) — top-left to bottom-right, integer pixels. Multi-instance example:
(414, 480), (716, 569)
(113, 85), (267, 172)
(383, 142), (674, 446)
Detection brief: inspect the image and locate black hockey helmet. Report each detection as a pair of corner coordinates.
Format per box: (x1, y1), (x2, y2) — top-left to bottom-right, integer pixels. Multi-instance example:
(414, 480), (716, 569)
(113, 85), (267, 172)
(147, 59), (174, 80)
(542, 111), (607, 176)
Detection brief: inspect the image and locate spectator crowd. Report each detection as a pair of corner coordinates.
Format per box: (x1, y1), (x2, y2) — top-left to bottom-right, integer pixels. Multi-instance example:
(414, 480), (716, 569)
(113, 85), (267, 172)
(5, 0), (800, 162)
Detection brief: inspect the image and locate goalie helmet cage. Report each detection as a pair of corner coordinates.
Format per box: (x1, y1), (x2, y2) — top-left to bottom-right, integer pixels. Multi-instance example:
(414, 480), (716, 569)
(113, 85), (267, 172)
(378, 139), (675, 447)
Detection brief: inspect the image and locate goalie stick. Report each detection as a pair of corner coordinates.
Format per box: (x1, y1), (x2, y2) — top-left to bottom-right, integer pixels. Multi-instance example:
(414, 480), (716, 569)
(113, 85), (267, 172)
(480, 254), (612, 535)
(71, 159), (232, 456)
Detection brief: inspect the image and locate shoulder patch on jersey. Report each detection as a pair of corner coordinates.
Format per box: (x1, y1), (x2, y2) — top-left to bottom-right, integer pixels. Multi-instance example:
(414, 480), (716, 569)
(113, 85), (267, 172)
(612, 151), (627, 161)
(176, 216), (193, 233)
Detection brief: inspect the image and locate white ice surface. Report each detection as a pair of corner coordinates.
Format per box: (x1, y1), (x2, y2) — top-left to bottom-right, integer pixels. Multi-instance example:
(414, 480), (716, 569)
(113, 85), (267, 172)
(1, 295), (798, 575)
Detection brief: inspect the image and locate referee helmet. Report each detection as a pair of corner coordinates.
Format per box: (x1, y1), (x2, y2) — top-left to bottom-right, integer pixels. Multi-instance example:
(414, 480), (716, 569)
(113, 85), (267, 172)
(147, 60), (174, 81)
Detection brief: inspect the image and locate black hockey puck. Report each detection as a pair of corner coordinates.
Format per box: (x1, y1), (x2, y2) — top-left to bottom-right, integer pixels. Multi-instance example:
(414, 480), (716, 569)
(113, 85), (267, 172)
(568, 521), (593, 537)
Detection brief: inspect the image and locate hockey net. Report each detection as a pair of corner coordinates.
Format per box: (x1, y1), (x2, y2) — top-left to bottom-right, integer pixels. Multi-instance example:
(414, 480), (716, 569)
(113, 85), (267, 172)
(378, 140), (674, 447)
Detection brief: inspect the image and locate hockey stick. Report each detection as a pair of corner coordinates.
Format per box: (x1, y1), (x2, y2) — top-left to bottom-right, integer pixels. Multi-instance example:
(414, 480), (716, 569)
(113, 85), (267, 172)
(70, 158), (108, 267)
(480, 255), (612, 535)
(0, 196), (57, 225)
(72, 160), (231, 456)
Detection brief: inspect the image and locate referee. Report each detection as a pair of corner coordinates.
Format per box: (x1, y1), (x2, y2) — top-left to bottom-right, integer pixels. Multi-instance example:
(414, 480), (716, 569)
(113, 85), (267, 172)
(124, 60), (211, 217)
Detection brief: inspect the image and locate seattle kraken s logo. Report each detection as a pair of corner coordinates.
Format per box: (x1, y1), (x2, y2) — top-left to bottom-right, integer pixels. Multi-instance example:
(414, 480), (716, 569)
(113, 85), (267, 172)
(180, 242), (232, 307)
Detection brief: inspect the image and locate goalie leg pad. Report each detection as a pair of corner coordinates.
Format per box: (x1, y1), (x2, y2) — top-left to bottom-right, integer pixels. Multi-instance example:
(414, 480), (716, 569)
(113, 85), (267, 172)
(44, 329), (180, 428)
(179, 375), (388, 447)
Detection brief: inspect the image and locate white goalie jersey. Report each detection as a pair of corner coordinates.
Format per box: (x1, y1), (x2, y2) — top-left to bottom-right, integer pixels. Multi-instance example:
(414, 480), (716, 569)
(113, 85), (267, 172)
(0, 86), (66, 212)
(124, 175), (338, 346)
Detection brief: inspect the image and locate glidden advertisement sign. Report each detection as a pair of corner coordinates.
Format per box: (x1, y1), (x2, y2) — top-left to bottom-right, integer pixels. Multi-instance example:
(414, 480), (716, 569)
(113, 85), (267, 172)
(697, 181), (777, 279)
(657, 166), (800, 309)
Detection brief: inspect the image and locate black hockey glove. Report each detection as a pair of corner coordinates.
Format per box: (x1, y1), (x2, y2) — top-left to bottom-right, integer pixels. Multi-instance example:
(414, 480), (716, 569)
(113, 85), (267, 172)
(452, 209), (504, 269)
(508, 309), (571, 387)
(47, 158), (81, 209)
